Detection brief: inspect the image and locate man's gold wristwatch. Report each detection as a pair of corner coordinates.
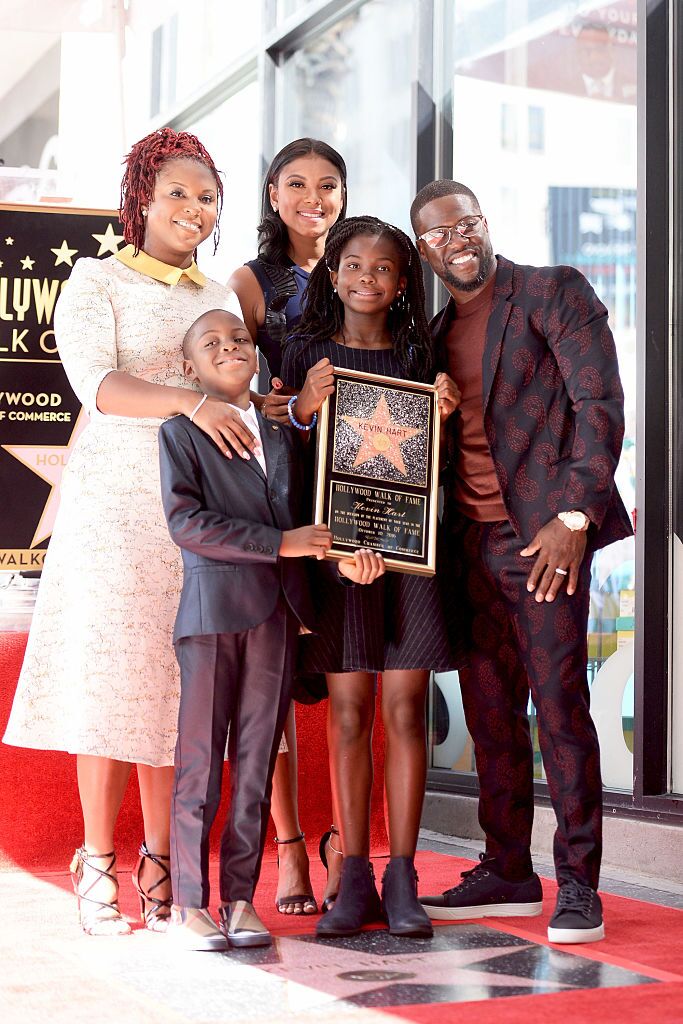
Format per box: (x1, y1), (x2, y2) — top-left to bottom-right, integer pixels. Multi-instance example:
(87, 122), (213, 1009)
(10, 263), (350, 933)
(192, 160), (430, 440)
(557, 510), (590, 532)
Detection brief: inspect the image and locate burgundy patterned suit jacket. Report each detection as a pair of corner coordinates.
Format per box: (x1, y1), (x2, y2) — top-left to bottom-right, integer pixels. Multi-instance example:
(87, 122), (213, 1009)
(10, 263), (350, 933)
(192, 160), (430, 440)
(432, 255), (633, 552)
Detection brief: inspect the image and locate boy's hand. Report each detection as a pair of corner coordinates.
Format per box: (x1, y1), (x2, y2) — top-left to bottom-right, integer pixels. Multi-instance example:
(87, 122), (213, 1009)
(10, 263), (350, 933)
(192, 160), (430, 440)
(294, 358), (335, 424)
(262, 378), (295, 425)
(338, 549), (386, 584)
(280, 524), (333, 559)
(192, 396), (259, 460)
(435, 372), (461, 423)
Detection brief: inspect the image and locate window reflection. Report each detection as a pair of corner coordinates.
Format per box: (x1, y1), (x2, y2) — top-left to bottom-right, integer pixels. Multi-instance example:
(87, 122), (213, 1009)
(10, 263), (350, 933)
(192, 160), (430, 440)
(430, 0), (637, 793)
(276, 0), (415, 233)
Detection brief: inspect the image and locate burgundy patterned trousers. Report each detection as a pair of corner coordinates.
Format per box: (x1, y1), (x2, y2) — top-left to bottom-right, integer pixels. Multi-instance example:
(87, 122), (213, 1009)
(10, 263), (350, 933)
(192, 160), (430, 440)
(454, 516), (602, 889)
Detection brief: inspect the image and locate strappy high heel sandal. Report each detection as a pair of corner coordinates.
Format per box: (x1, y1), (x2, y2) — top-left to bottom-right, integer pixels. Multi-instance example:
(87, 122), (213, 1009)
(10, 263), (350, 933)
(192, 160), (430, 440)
(274, 832), (318, 915)
(319, 825), (342, 913)
(70, 846), (131, 936)
(131, 842), (172, 932)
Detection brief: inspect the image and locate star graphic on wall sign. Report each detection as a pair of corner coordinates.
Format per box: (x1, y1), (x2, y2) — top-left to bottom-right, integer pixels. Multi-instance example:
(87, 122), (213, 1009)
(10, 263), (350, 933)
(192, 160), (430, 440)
(342, 394), (422, 475)
(1, 410), (88, 548)
(92, 222), (125, 256)
(20, 255), (35, 271)
(51, 239), (78, 267)
(5, 237), (14, 245)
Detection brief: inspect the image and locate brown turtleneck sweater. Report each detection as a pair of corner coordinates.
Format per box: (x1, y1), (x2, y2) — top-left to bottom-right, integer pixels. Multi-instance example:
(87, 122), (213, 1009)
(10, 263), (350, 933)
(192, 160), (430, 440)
(443, 275), (507, 523)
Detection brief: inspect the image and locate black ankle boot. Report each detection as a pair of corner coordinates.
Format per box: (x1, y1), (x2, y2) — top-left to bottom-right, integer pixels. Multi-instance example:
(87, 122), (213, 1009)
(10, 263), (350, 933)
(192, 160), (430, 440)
(381, 857), (433, 937)
(316, 856), (383, 937)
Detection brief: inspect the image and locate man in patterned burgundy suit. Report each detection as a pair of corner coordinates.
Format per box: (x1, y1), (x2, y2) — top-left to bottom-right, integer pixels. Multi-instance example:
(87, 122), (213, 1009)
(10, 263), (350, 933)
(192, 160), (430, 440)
(411, 180), (632, 943)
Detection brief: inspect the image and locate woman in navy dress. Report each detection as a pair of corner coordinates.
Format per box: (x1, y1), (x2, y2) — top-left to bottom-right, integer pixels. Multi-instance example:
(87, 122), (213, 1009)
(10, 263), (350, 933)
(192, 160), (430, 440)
(229, 139), (347, 917)
(282, 216), (464, 938)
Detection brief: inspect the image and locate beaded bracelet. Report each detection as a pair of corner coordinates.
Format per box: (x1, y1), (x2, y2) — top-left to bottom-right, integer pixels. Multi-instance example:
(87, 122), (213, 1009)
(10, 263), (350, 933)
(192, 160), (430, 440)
(287, 395), (317, 431)
(188, 394), (207, 423)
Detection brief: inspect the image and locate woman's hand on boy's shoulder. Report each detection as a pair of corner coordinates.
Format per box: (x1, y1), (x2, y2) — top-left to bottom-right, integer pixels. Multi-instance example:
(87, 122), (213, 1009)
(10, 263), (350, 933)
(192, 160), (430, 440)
(191, 396), (258, 461)
(295, 358), (336, 423)
(337, 549), (386, 585)
(435, 372), (461, 423)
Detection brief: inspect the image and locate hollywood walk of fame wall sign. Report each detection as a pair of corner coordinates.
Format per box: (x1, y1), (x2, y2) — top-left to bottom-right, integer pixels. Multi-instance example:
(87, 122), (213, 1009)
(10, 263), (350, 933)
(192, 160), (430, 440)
(0, 204), (122, 572)
(313, 367), (440, 575)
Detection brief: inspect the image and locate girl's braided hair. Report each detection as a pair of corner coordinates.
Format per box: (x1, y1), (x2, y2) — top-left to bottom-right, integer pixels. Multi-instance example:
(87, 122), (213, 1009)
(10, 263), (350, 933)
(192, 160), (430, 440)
(288, 215), (433, 379)
(119, 127), (224, 256)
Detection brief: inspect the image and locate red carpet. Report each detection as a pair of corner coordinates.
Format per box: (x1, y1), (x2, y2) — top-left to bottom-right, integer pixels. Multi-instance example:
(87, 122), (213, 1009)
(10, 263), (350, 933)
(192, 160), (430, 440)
(0, 631), (388, 871)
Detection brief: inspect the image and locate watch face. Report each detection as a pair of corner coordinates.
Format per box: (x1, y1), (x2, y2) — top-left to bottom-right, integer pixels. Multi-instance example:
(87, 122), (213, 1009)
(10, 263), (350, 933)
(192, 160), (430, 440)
(560, 511), (588, 530)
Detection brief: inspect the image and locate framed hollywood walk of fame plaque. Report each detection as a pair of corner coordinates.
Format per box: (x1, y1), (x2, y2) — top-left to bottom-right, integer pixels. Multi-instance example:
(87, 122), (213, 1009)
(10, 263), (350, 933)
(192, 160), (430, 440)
(313, 367), (440, 575)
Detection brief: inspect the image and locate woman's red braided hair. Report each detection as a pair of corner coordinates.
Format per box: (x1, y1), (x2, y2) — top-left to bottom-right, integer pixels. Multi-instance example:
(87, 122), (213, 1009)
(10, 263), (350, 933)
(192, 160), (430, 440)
(119, 127), (223, 255)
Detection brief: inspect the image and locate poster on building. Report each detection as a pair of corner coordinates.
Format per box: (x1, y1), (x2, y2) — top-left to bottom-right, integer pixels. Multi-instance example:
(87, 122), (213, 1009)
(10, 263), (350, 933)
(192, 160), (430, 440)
(0, 204), (123, 572)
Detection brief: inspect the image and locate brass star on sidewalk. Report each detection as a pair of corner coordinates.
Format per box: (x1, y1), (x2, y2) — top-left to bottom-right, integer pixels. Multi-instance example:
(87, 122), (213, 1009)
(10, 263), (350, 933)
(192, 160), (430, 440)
(51, 239), (78, 267)
(20, 256), (35, 271)
(92, 222), (124, 256)
(342, 394), (422, 476)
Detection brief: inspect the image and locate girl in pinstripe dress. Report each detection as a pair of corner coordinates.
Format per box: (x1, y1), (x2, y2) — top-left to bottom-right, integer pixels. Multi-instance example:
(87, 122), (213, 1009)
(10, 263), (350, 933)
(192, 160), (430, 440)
(281, 217), (464, 940)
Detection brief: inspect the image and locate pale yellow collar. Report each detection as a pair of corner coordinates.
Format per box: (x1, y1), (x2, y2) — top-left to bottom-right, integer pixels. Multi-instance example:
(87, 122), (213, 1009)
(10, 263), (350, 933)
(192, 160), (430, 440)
(114, 244), (206, 287)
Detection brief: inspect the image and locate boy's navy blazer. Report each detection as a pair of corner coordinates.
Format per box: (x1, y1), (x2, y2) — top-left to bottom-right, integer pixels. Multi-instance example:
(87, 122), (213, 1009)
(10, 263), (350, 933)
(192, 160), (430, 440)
(158, 410), (315, 643)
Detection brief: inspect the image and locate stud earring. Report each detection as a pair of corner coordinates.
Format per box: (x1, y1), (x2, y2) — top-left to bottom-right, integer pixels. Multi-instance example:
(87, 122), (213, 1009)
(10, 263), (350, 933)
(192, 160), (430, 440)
(142, 208), (148, 217)
(272, 204), (278, 213)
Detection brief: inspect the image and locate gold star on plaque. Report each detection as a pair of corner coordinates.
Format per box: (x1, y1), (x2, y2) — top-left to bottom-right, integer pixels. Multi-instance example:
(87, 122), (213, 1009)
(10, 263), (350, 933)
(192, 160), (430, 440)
(5, 237), (14, 245)
(51, 239), (78, 267)
(342, 394), (422, 476)
(20, 255), (35, 270)
(92, 222), (124, 256)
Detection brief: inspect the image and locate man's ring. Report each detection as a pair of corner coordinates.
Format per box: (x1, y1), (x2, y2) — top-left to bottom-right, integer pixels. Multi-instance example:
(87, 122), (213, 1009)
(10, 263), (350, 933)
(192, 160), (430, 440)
(555, 567), (568, 576)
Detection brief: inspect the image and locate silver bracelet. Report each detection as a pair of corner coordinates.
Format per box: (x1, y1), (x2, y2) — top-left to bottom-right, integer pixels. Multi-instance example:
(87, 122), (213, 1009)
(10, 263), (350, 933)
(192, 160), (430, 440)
(188, 394), (207, 423)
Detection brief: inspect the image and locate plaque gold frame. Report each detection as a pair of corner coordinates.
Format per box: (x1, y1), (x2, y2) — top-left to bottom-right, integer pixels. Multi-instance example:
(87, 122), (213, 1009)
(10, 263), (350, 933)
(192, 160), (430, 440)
(313, 366), (441, 576)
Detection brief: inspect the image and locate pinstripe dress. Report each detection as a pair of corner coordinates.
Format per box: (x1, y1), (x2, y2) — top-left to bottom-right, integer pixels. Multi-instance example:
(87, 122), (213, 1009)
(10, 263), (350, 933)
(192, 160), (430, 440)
(281, 337), (464, 674)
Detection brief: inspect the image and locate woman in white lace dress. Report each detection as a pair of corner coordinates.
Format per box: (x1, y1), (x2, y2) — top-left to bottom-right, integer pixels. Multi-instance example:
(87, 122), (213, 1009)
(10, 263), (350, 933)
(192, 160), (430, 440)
(3, 129), (256, 936)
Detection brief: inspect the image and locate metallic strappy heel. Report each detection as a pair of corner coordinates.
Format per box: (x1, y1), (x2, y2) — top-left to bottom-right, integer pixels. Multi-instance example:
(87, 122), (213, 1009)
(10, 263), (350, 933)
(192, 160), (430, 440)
(131, 842), (172, 932)
(70, 846), (131, 936)
(319, 825), (342, 913)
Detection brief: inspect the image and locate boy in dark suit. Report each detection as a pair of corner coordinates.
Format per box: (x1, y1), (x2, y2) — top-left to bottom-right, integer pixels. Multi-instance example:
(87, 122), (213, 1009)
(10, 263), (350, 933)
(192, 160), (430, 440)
(159, 309), (336, 952)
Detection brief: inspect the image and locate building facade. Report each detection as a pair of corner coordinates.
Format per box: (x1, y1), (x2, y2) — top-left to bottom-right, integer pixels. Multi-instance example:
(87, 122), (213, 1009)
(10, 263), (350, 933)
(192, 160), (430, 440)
(0, 0), (681, 830)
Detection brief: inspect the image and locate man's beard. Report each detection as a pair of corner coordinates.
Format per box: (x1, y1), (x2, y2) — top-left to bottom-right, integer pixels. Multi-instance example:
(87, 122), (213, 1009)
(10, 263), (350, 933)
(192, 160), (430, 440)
(442, 246), (494, 292)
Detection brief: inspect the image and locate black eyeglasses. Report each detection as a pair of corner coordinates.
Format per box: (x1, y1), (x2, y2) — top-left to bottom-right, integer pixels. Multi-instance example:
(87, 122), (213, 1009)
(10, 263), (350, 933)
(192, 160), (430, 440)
(417, 215), (484, 249)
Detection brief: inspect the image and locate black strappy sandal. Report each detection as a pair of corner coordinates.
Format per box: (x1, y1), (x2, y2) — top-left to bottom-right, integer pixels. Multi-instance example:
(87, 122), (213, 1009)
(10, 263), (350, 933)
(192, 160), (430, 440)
(70, 846), (131, 936)
(274, 832), (318, 915)
(318, 825), (342, 913)
(131, 842), (172, 932)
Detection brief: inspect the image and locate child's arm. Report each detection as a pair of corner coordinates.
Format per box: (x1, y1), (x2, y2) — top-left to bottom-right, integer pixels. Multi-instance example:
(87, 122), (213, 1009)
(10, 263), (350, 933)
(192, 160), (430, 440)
(159, 423), (288, 564)
(337, 549), (386, 584)
(287, 358), (335, 426)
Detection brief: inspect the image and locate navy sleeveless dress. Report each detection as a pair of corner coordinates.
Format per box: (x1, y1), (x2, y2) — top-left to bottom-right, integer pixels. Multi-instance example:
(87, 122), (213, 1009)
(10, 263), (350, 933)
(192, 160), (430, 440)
(245, 258), (309, 381)
(281, 337), (465, 675)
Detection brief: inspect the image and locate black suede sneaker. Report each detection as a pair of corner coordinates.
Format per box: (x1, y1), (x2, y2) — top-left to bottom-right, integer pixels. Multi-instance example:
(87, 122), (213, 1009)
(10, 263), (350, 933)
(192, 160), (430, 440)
(547, 881), (604, 944)
(419, 854), (543, 921)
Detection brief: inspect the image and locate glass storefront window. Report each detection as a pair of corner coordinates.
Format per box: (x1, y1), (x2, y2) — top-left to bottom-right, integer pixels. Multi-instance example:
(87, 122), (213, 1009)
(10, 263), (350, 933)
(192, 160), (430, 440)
(125, 1), (261, 123)
(275, 0), (415, 234)
(190, 81), (262, 284)
(430, 0), (637, 793)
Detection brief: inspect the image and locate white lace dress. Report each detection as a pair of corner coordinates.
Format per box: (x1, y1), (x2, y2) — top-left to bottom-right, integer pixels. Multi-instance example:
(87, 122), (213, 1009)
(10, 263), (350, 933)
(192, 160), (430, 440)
(3, 255), (241, 766)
